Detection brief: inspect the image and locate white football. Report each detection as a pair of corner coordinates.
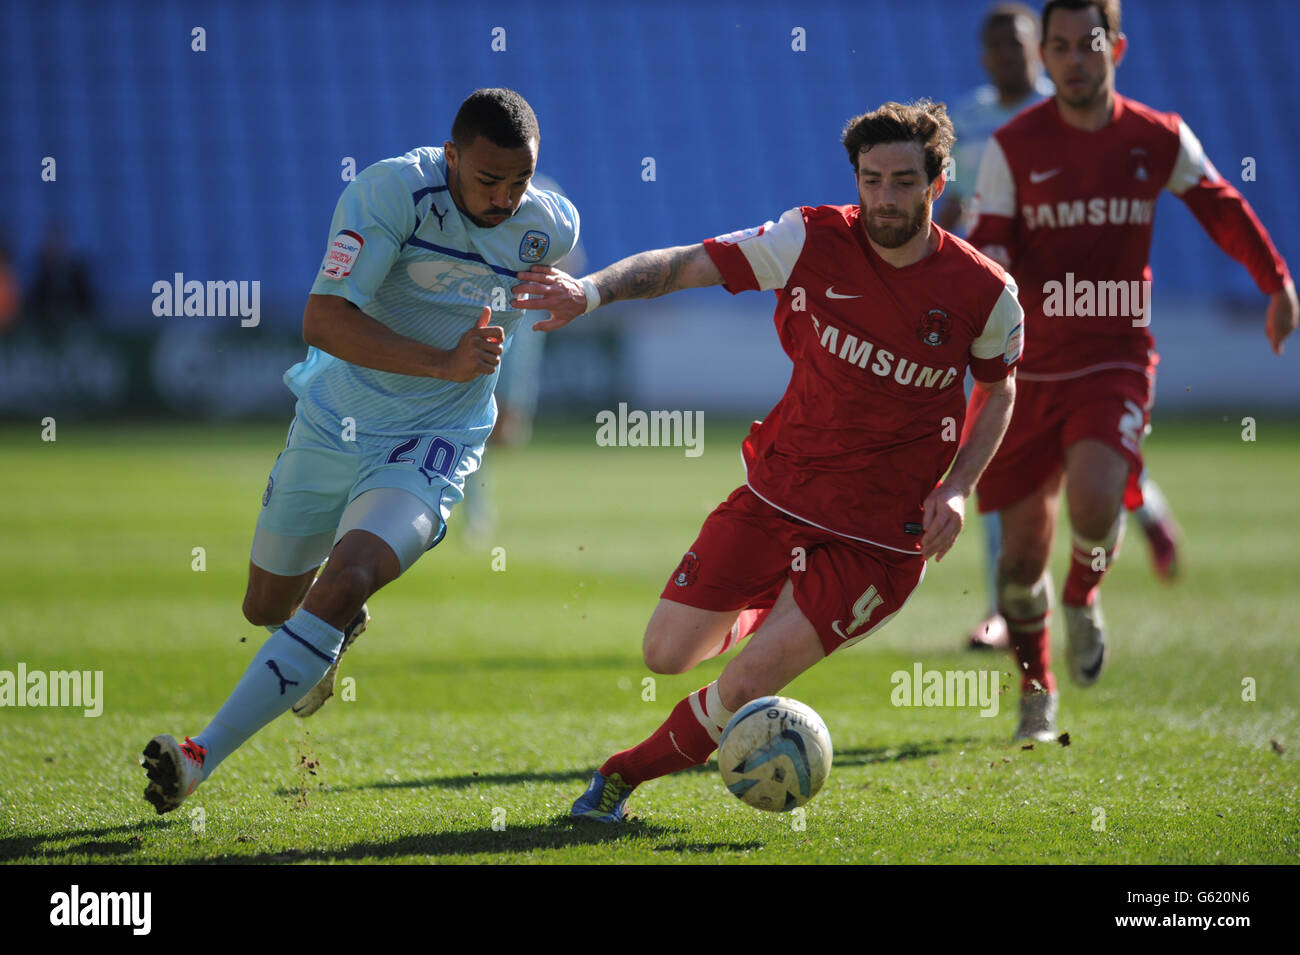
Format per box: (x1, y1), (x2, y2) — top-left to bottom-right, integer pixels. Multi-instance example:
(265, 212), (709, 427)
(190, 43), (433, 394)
(718, 696), (832, 812)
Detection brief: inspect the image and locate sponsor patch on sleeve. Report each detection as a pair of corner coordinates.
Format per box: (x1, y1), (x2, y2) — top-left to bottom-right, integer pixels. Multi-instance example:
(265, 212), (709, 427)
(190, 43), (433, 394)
(321, 229), (364, 279)
(712, 224), (766, 246)
(1004, 321), (1023, 364)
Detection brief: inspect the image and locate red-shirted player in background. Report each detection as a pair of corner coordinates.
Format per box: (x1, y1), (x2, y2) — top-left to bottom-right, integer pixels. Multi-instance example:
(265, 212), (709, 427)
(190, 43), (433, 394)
(514, 101), (1025, 822)
(969, 0), (1297, 741)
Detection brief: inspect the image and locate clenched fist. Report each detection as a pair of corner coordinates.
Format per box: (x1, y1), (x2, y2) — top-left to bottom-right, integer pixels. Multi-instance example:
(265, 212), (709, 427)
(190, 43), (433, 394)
(434, 307), (504, 382)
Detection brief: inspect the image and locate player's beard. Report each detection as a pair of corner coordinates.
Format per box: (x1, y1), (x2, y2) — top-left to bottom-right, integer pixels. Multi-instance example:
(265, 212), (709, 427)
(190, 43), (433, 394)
(448, 167), (511, 228)
(1057, 70), (1107, 110)
(863, 198), (929, 249)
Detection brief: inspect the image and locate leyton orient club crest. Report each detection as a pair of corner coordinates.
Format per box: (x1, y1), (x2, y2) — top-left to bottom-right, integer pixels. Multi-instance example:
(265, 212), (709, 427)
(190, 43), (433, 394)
(1129, 147), (1150, 182)
(918, 309), (951, 347)
(673, 550), (700, 587)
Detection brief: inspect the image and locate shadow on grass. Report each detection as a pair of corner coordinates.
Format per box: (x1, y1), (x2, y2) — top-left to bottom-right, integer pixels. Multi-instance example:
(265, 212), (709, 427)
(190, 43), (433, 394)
(187, 817), (678, 864)
(280, 766), (595, 796)
(300, 758), (719, 796)
(834, 736), (980, 766)
(291, 740), (962, 799)
(0, 820), (169, 862)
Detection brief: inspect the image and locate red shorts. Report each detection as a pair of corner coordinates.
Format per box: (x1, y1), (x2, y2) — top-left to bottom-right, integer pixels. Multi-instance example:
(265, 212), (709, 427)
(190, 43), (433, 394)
(977, 367), (1154, 514)
(660, 486), (926, 656)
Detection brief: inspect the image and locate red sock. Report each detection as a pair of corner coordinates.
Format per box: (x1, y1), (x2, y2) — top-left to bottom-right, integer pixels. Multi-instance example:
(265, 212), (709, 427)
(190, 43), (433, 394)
(1063, 519), (1124, 607)
(999, 573), (1055, 694)
(600, 686), (721, 787)
(1063, 548), (1111, 607)
(1007, 621), (1055, 694)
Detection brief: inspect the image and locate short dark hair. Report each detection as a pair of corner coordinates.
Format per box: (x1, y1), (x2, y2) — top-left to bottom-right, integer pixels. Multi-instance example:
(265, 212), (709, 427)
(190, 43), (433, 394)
(451, 88), (539, 150)
(841, 99), (955, 183)
(983, 2), (1040, 44)
(1041, 0), (1121, 44)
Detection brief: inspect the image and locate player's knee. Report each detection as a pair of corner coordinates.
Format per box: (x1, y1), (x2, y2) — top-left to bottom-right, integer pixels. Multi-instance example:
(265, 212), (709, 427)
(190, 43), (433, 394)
(242, 590), (289, 628)
(241, 594), (268, 626)
(642, 634), (691, 670)
(1069, 495), (1122, 541)
(998, 549), (1047, 587)
(642, 628), (692, 675)
(311, 563), (374, 619)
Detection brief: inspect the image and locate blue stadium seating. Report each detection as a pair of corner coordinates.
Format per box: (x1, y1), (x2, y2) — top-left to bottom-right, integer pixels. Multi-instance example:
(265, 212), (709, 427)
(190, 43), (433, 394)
(3, 0), (1295, 325)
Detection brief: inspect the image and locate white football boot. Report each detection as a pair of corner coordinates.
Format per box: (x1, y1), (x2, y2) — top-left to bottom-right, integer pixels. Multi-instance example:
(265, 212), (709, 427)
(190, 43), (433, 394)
(291, 603), (370, 717)
(141, 734), (206, 814)
(1013, 692), (1059, 743)
(1064, 597), (1107, 686)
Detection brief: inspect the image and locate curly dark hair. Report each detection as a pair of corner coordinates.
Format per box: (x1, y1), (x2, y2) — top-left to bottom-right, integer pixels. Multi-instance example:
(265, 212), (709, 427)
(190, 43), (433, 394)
(841, 99), (956, 183)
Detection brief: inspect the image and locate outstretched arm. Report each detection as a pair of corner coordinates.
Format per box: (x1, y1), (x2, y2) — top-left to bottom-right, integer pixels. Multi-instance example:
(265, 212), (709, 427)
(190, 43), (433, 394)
(1166, 120), (1295, 354)
(921, 374), (1016, 562)
(512, 244), (723, 331)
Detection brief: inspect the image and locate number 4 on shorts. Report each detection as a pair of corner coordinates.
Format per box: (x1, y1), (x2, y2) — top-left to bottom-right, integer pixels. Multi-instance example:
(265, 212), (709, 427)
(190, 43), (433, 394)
(832, 585), (884, 640)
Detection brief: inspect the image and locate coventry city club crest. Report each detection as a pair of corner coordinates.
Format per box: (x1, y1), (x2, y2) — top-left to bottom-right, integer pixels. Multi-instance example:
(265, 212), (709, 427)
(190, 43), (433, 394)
(519, 230), (550, 262)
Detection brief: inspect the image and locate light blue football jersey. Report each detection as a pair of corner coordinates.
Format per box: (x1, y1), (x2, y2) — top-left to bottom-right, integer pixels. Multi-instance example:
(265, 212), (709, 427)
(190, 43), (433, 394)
(288, 146), (580, 437)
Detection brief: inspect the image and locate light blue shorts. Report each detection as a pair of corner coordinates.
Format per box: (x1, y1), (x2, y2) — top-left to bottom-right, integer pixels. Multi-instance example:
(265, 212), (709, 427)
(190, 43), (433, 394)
(251, 407), (487, 576)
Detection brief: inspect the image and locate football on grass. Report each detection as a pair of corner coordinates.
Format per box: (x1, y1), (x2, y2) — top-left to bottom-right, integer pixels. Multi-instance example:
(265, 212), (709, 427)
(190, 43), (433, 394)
(718, 696), (832, 811)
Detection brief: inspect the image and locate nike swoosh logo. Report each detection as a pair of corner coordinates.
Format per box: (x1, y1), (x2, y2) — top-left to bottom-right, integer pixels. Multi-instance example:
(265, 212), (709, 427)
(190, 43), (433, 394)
(669, 730), (690, 759)
(831, 619), (850, 639)
(825, 287), (861, 299)
(1029, 168), (1063, 184)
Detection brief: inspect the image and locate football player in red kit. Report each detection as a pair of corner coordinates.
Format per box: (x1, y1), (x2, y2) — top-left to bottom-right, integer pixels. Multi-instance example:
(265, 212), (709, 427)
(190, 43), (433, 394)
(968, 0), (1296, 740)
(513, 100), (1025, 821)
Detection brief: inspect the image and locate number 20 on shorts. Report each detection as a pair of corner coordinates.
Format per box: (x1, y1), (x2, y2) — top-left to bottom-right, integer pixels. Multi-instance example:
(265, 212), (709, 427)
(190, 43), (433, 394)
(385, 435), (461, 481)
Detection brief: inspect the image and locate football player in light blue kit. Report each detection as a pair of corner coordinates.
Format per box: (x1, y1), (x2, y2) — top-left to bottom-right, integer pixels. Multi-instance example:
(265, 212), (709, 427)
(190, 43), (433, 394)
(141, 89), (579, 813)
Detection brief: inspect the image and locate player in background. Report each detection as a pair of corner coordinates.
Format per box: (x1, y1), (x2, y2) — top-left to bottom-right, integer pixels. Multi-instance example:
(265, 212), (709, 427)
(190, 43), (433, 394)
(515, 101), (1023, 822)
(968, 0), (1296, 741)
(942, 1), (1181, 653)
(139, 89), (580, 813)
(938, 3), (1055, 236)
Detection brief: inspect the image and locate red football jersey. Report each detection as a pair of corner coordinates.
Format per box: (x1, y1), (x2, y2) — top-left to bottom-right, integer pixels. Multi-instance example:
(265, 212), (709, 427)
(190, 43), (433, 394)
(970, 94), (1290, 380)
(703, 205), (1022, 554)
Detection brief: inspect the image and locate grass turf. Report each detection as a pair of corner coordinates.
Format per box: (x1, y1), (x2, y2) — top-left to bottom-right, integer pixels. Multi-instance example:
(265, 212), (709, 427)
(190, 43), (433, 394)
(0, 417), (1296, 864)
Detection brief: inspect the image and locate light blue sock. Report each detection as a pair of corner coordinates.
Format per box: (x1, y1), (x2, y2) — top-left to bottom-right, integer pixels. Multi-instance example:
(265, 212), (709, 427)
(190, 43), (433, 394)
(983, 511), (1002, 614)
(193, 609), (344, 780)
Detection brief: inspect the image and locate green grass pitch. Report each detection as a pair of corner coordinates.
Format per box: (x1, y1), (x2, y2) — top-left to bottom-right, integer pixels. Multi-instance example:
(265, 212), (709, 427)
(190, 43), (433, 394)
(0, 417), (1296, 864)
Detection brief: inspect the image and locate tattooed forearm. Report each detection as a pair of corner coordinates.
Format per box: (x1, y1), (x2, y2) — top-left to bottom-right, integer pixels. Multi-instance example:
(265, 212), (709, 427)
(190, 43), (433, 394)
(590, 244), (722, 304)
